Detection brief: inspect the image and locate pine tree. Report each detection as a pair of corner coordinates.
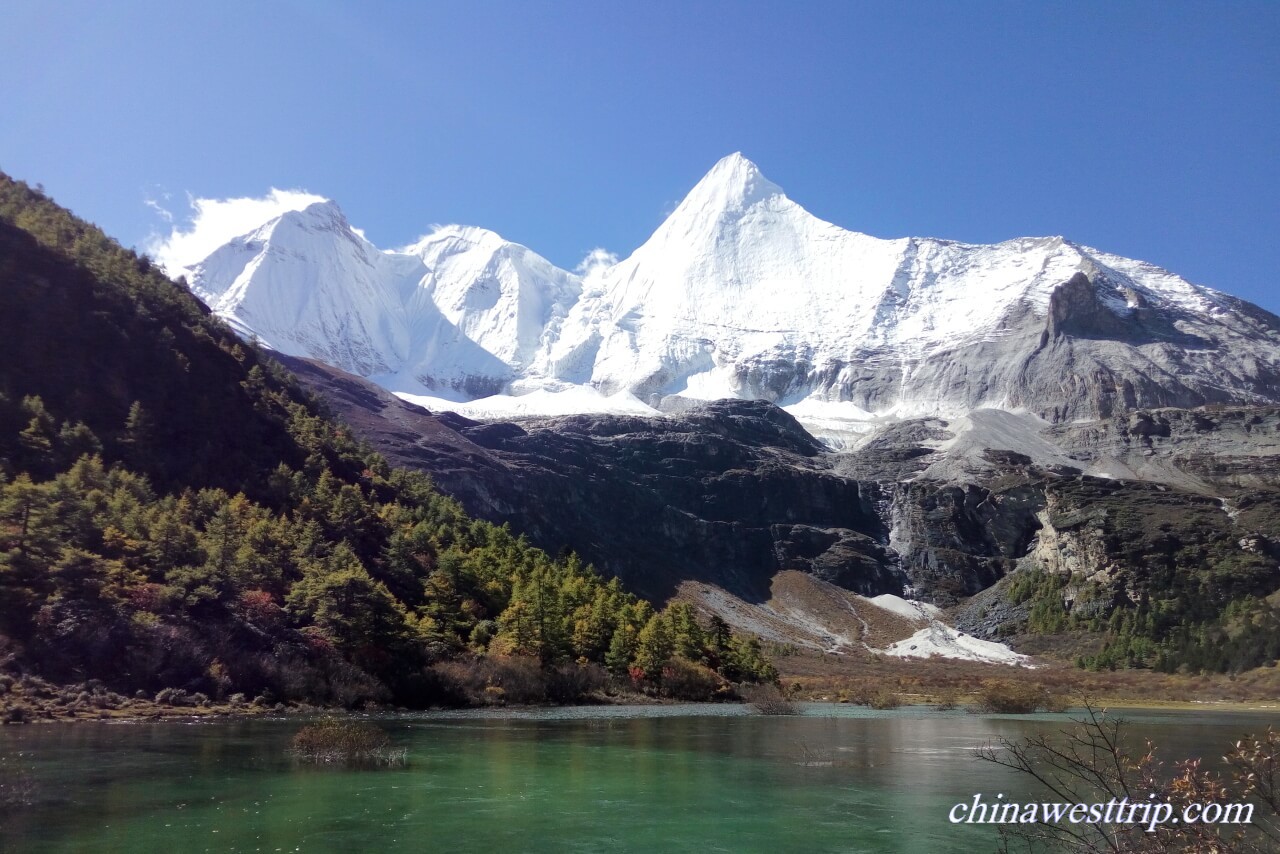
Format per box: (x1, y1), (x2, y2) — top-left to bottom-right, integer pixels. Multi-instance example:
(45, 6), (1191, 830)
(633, 613), (674, 681)
(122, 400), (155, 462)
(421, 551), (469, 645)
(17, 396), (56, 474)
(706, 614), (732, 670)
(287, 544), (411, 657)
(605, 623), (638, 677)
(55, 421), (102, 468)
(571, 588), (615, 661)
(667, 601), (706, 663)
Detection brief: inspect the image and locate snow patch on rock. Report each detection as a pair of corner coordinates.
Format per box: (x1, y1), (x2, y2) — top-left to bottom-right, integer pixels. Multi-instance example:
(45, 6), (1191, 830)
(866, 594), (941, 621)
(882, 623), (1031, 666)
(395, 386), (660, 419)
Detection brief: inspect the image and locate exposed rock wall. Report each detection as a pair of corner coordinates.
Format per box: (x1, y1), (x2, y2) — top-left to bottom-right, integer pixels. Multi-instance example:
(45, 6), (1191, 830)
(283, 356), (1280, 630)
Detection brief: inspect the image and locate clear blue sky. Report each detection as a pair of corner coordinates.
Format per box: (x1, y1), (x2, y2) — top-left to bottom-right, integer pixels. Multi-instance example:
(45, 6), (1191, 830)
(3, 1), (1278, 311)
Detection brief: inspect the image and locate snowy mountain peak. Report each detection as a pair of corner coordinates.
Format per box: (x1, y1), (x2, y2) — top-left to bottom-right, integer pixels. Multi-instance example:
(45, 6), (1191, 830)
(294, 198), (345, 219)
(404, 224), (517, 262)
(269, 198), (345, 228)
(222, 199), (353, 251)
(182, 154), (1280, 431)
(673, 152), (785, 222)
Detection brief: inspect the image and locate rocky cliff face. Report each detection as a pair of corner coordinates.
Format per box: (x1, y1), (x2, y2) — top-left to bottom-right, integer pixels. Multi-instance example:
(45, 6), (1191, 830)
(1047, 404), (1280, 490)
(283, 357), (1280, 631)
(285, 356), (902, 601)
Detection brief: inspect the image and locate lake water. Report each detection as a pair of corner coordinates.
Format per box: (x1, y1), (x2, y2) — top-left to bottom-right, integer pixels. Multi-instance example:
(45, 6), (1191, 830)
(1, 704), (1275, 853)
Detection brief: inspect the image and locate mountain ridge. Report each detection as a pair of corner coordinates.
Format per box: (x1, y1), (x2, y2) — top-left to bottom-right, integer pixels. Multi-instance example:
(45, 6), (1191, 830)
(178, 154), (1280, 433)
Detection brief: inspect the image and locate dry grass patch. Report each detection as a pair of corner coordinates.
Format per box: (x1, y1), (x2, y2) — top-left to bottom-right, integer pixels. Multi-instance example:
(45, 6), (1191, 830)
(771, 646), (1280, 708)
(290, 718), (405, 766)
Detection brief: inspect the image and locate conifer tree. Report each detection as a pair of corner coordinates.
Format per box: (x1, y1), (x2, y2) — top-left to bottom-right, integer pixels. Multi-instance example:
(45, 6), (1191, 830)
(605, 623), (638, 677)
(122, 400), (155, 462)
(17, 396), (56, 474)
(633, 613), (674, 681)
(667, 601), (706, 662)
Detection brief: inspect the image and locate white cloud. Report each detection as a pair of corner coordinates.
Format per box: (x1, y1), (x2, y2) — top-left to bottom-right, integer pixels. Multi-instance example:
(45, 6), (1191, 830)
(146, 188), (327, 274)
(143, 193), (173, 224)
(574, 247), (618, 277)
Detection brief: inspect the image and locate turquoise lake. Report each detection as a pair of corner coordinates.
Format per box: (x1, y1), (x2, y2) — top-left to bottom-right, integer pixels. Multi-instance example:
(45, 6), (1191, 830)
(1, 704), (1275, 852)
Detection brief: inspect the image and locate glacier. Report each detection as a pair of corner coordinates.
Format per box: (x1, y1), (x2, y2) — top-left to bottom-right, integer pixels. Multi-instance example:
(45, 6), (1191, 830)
(178, 153), (1280, 438)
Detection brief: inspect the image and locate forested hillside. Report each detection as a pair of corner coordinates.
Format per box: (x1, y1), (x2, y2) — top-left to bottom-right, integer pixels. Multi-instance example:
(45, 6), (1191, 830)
(0, 173), (774, 711)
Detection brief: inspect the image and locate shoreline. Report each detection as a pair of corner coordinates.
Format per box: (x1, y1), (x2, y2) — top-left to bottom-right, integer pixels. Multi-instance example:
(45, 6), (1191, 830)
(0, 676), (699, 725)
(7, 657), (1280, 726)
(5, 692), (1278, 726)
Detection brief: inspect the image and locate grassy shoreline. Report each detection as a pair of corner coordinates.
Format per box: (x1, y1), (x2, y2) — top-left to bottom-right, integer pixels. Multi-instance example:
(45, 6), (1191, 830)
(775, 646), (1280, 709)
(0, 672), (697, 725)
(6, 647), (1279, 725)
(4, 687), (1277, 726)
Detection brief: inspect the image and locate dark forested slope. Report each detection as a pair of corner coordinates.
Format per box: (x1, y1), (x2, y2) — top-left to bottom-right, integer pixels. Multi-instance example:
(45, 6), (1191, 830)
(0, 174), (773, 713)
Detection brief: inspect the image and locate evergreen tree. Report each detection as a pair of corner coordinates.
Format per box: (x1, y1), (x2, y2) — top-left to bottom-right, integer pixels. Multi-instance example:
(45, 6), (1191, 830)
(605, 623), (638, 678)
(287, 544), (412, 658)
(633, 613), (674, 681)
(55, 422), (101, 468)
(17, 396), (56, 475)
(122, 400), (155, 462)
(667, 601), (706, 663)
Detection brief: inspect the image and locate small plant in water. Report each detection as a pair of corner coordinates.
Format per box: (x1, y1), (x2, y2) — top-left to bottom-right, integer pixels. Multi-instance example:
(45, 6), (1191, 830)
(742, 683), (798, 715)
(868, 690), (901, 710)
(290, 718), (406, 766)
(792, 740), (835, 767)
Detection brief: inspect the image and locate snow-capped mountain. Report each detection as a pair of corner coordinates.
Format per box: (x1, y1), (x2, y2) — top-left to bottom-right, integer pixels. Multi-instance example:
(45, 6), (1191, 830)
(190, 200), (419, 376)
(182, 153), (1280, 431)
(187, 203), (578, 399)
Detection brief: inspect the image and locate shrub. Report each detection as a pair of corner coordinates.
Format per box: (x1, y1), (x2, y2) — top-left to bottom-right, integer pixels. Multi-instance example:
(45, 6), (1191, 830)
(290, 718), (405, 765)
(545, 662), (608, 704)
(1041, 691), (1069, 713)
(976, 680), (1044, 714)
(934, 687), (961, 710)
(3, 705), (30, 724)
(846, 689), (875, 706)
(430, 656), (548, 706)
(237, 590), (282, 627)
(324, 660), (386, 709)
(154, 688), (190, 706)
(742, 683), (798, 715)
(869, 691), (901, 710)
(659, 658), (728, 701)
